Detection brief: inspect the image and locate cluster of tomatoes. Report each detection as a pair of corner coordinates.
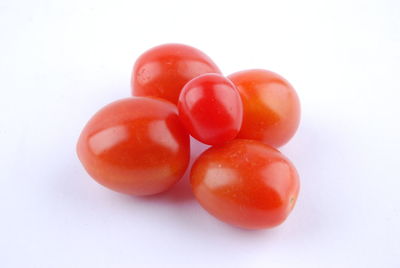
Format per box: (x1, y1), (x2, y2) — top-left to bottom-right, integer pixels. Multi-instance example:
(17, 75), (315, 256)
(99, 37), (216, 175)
(77, 44), (301, 230)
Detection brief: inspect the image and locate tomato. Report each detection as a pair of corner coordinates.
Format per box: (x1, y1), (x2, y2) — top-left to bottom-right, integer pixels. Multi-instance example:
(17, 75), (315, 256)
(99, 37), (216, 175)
(228, 69), (300, 147)
(190, 139), (299, 229)
(131, 43), (221, 104)
(77, 97), (190, 196)
(178, 73), (243, 145)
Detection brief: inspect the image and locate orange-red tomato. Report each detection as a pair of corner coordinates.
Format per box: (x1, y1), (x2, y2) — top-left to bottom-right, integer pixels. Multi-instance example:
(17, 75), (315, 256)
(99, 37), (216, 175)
(77, 97), (190, 196)
(132, 43), (221, 104)
(228, 69), (300, 147)
(178, 73), (243, 145)
(190, 139), (299, 229)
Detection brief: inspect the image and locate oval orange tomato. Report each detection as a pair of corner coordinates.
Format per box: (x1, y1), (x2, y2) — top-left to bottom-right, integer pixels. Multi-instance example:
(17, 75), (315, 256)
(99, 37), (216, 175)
(77, 97), (190, 196)
(228, 69), (300, 147)
(190, 139), (300, 229)
(132, 43), (221, 104)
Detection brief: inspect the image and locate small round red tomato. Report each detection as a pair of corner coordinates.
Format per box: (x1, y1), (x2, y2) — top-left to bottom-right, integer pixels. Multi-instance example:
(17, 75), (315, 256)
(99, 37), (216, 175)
(228, 69), (300, 147)
(77, 97), (190, 196)
(132, 43), (221, 104)
(190, 139), (299, 229)
(178, 73), (243, 145)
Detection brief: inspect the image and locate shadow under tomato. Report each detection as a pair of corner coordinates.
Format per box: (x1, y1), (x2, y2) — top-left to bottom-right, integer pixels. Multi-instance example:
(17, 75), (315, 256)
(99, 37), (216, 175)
(132, 169), (195, 203)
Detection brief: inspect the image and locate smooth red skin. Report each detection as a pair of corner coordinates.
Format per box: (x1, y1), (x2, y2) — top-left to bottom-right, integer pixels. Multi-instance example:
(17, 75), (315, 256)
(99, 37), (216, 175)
(190, 139), (300, 229)
(228, 69), (300, 148)
(77, 97), (190, 196)
(132, 43), (221, 104)
(178, 74), (243, 145)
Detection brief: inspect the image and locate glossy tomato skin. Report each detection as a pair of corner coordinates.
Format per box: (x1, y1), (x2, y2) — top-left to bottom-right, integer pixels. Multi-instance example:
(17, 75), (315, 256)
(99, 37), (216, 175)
(228, 69), (300, 147)
(178, 73), (243, 145)
(190, 139), (299, 229)
(132, 43), (221, 104)
(77, 97), (190, 196)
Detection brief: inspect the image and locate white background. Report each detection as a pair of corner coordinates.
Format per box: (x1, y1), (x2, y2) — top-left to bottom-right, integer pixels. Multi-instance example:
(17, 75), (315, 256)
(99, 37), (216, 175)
(1, 0), (399, 267)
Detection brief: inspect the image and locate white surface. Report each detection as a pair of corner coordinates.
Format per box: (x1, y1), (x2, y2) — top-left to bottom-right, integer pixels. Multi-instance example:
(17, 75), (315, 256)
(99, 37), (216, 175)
(1, 0), (399, 267)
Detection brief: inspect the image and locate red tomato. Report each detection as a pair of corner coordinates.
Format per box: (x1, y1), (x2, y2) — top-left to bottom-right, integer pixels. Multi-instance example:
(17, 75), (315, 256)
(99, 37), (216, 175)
(132, 43), (221, 104)
(77, 97), (190, 196)
(190, 139), (299, 229)
(228, 69), (300, 147)
(178, 73), (243, 145)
